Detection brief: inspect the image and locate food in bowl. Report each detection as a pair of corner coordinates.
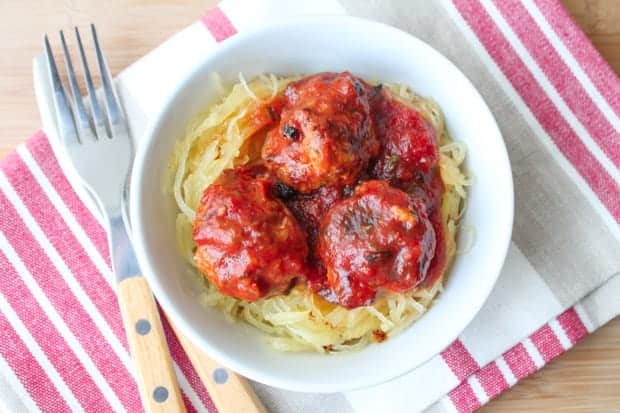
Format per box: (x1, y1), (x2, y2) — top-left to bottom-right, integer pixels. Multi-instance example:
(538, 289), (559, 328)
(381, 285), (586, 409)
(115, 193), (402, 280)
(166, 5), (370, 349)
(169, 72), (470, 352)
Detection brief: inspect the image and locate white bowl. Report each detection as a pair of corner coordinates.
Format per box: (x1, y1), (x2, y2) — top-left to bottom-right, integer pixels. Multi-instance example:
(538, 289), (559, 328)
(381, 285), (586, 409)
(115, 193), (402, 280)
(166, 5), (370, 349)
(130, 15), (513, 393)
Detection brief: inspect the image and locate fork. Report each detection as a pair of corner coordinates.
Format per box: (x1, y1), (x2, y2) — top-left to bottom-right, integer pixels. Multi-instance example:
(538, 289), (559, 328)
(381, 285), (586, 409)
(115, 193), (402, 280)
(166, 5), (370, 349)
(44, 25), (186, 413)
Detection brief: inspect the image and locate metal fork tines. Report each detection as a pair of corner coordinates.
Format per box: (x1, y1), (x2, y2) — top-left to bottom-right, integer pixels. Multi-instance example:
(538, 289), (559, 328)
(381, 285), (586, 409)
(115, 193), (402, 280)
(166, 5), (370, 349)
(45, 24), (126, 144)
(44, 24), (135, 275)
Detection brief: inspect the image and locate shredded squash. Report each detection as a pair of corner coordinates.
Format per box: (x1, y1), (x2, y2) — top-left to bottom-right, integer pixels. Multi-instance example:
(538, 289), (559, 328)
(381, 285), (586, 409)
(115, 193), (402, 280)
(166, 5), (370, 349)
(168, 74), (470, 353)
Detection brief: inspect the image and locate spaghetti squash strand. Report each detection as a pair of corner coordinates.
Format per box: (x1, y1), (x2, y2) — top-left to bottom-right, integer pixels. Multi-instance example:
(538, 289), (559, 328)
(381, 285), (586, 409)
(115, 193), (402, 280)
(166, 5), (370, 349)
(169, 75), (470, 352)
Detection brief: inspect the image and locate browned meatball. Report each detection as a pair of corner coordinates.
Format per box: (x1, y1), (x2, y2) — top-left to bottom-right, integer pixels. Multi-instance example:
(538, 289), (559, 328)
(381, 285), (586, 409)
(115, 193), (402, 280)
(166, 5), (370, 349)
(370, 89), (439, 185)
(262, 72), (379, 193)
(192, 166), (308, 302)
(280, 184), (350, 297)
(318, 180), (436, 308)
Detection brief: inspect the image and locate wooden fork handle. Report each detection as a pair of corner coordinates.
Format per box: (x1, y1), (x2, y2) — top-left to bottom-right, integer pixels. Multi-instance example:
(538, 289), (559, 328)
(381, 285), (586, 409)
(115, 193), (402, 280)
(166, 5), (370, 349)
(117, 277), (187, 413)
(168, 319), (268, 413)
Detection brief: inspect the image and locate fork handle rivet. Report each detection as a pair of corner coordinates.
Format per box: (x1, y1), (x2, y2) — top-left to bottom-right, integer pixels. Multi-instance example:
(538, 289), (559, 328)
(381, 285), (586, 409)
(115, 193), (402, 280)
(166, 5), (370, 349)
(152, 386), (169, 403)
(135, 319), (151, 335)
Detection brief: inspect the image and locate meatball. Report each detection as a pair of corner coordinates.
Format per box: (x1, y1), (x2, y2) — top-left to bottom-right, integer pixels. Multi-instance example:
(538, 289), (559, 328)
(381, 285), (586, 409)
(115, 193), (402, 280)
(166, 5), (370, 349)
(281, 184), (351, 297)
(406, 168), (444, 216)
(370, 89), (439, 185)
(318, 180), (436, 308)
(283, 184), (352, 250)
(192, 166), (308, 302)
(262, 72), (379, 193)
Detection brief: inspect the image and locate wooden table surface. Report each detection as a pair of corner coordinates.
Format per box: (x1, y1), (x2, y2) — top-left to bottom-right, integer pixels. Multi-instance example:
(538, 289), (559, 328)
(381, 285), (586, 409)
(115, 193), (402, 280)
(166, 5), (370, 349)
(0, 1), (618, 411)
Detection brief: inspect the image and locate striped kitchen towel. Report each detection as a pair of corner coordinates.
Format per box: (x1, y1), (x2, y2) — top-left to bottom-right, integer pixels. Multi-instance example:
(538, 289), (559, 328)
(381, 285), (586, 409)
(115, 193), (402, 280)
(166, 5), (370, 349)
(2, 0), (619, 412)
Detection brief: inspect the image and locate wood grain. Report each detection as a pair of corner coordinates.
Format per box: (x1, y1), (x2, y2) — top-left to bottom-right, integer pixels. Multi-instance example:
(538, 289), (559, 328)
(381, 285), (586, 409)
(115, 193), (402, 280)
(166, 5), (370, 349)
(562, 0), (620, 73)
(169, 320), (268, 413)
(480, 317), (620, 412)
(117, 277), (186, 413)
(0, 1), (618, 411)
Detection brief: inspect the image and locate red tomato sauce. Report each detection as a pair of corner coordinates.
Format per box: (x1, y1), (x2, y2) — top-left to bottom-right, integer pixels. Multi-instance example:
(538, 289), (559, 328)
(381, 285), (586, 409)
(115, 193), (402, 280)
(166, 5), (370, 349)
(192, 72), (446, 307)
(262, 72), (379, 192)
(318, 180), (436, 307)
(193, 166), (308, 302)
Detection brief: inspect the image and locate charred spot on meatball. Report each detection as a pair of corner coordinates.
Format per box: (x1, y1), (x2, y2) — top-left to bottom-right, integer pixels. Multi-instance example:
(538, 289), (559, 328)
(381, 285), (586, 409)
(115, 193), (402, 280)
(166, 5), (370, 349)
(273, 181), (297, 200)
(370, 83), (383, 97)
(352, 78), (365, 95)
(282, 124), (300, 140)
